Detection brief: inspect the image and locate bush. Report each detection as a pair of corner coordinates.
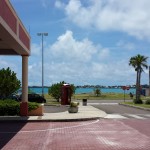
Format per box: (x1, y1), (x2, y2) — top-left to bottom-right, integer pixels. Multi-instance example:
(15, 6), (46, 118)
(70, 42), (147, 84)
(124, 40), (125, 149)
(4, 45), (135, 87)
(28, 102), (39, 111)
(94, 88), (101, 97)
(0, 100), (40, 116)
(145, 99), (150, 105)
(70, 101), (79, 107)
(48, 81), (76, 102)
(0, 67), (21, 99)
(133, 99), (143, 104)
(0, 100), (20, 116)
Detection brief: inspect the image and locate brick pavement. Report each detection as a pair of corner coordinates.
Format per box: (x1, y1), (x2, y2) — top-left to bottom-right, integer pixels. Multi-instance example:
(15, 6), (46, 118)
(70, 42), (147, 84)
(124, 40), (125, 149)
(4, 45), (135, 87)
(0, 119), (150, 150)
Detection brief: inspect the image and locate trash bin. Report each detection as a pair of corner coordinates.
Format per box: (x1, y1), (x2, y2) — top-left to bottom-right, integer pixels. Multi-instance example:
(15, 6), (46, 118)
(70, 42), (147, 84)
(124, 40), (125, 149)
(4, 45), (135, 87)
(82, 99), (87, 106)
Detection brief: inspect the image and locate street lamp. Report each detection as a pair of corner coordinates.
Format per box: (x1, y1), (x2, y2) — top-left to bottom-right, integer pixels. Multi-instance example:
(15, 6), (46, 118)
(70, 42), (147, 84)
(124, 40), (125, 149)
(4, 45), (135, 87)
(37, 32), (48, 97)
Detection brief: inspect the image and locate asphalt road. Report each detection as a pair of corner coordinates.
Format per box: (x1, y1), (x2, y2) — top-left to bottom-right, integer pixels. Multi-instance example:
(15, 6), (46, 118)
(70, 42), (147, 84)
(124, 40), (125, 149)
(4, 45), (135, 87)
(91, 103), (150, 114)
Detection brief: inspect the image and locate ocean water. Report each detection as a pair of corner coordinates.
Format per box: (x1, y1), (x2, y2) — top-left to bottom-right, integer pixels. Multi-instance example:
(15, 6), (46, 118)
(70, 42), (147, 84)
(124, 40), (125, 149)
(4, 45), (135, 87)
(28, 87), (136, 94)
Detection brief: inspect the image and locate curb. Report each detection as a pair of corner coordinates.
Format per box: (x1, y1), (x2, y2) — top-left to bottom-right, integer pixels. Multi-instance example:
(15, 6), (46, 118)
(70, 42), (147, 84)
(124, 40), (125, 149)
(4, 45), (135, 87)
(0, 117), (100, 123)
(119, 103), (150, 111)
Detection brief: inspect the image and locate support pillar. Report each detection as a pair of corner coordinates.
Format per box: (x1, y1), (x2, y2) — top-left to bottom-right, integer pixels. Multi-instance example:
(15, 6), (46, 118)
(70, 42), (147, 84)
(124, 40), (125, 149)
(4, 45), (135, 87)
(20, 56), (28, 116)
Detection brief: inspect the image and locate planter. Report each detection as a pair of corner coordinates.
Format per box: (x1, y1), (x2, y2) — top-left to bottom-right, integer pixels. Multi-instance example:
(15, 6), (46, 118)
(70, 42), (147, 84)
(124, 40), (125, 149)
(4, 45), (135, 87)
(28, 104), (44, 116)
(68, 107), (78, 113)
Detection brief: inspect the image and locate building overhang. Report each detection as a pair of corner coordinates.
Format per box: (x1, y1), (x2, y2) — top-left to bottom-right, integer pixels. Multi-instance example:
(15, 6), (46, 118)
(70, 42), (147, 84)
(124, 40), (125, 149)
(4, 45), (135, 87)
(0, 0), (30, 56)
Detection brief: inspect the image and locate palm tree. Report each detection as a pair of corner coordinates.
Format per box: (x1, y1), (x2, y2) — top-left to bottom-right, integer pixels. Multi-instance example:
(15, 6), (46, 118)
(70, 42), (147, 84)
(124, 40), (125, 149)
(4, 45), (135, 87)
(129, 54), (148, 103)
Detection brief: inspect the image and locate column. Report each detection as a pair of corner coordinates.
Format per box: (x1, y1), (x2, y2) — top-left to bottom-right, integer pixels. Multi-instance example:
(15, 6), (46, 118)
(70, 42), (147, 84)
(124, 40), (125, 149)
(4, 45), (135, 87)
(20, 55), (28, 116)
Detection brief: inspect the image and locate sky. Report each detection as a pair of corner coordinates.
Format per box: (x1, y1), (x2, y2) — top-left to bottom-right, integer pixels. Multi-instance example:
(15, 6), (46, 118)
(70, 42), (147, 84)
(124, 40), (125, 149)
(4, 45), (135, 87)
(1, 0), (150, 86)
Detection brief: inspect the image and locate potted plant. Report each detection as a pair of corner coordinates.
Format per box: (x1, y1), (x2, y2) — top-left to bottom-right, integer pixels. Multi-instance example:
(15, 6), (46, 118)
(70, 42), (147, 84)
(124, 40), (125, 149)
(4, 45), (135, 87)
(68, 101), (79, 113)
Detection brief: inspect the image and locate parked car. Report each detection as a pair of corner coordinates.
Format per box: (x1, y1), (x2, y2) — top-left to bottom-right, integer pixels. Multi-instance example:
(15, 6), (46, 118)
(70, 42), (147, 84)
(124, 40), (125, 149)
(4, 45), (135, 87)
(8, 94), (20, 101)
(0, 94), (20, 101)
(19, 93), (46, 103)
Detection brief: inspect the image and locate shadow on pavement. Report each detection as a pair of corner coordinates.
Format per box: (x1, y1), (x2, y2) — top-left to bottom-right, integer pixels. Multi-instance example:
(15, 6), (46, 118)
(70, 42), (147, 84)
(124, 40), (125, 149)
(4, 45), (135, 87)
(0, 122), (27, 149)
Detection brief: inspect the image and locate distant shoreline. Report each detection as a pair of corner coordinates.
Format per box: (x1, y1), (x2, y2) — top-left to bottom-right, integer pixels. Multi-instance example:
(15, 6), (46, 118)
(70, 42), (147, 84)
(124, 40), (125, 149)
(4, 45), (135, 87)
(24, 87), (137, 94)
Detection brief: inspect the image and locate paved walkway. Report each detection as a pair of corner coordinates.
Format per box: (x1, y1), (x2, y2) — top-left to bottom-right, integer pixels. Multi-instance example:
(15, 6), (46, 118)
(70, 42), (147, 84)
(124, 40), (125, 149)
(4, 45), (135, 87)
(0, 104), (107, 122)
(1, 119), (150, 150)
(1, 103), (150, 150)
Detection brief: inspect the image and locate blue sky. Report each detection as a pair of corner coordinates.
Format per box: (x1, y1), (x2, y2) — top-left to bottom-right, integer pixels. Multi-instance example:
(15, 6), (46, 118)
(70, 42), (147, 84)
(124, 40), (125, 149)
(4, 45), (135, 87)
(1, 0), (150, 86)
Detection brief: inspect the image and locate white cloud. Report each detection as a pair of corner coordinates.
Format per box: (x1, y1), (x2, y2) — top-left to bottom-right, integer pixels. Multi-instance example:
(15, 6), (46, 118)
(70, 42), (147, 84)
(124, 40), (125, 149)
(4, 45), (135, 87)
(28, 30), (149, 86)
(56, 0), (150, 40)
(0, 30), (148, 86)
(98, 48), (110, 60)
(49, 30), (97, 62)
(91, 60), (137, 84)
(31, 43), (41, 56)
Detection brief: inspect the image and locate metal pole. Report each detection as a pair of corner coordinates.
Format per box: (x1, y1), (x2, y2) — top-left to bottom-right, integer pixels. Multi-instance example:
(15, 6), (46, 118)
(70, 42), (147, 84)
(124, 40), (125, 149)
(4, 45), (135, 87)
(42, 34), (44, 97)
(149, 66), (150, 96)
(37, 33), (48, 98)
(124, 90), (125, 102)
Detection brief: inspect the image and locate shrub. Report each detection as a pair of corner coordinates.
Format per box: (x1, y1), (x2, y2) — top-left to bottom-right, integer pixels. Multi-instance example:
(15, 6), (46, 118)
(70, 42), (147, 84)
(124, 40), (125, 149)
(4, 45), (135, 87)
(70, 101), (79, 107)
(0, 100), (20, 116)
(133, 99), (143, 104)
(0, 100), (40, 116)
(48, 81), (76, 102)
(94, 88), (101, 97)
(28, 102), (39, 111)
(145, 99), (150, 105)
(0, 67), (21, 99)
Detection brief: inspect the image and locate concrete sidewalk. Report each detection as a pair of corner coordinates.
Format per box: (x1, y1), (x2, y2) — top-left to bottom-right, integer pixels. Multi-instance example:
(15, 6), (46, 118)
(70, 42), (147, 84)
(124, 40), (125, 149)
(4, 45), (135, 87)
(0, 104), (107, 122)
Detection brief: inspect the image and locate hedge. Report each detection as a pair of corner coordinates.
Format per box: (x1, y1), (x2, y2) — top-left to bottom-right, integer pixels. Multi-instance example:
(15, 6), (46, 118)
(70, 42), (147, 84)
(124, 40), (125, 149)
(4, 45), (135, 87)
(0, 99), (39, 116)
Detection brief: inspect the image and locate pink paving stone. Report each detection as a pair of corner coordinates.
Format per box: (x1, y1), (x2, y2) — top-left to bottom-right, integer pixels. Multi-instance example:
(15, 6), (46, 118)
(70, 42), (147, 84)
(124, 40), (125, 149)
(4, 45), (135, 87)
(0, 119), (150, 150)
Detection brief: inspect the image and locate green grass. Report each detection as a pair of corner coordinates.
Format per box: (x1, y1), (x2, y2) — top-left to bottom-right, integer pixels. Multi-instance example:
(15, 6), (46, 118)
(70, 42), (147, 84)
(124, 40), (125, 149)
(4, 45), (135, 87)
(72, 93), (133, 100)
(44, 92), (146, 103)
(44, 94), (60, 105)
(122, 102), (150, 109)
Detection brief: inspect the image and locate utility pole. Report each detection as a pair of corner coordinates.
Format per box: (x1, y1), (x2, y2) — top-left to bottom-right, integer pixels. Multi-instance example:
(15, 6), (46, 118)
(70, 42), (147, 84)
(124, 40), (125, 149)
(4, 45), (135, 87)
(37, 33), (48, 97)
(149, 66), (150, 96)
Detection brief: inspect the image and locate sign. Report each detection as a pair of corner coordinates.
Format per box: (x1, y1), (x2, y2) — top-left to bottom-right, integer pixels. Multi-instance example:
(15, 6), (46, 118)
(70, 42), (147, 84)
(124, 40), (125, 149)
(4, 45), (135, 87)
(122, 86), (130, 90)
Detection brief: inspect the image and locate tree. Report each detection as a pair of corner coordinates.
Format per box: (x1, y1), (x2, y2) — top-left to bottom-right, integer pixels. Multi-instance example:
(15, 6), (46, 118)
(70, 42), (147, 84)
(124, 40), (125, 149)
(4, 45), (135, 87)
(94, 88), (101, 97)
(129, 54), (148, 103)
(0, 67), (21, 99)
(48, 81), (76, 102)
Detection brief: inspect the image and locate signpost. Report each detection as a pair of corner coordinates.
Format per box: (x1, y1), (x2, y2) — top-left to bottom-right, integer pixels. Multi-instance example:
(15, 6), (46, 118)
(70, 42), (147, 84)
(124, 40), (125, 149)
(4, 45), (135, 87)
(122, 86), (130, 102)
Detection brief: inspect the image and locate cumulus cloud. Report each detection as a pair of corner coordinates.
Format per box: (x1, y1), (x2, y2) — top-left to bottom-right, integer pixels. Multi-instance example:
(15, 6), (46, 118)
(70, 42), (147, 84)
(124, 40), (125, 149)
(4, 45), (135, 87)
(31, 43), (41, 56)
(98, 48), (110, 60)
(0, 29), (148, 86)
(30, 30), (113, 85)
(56, 0), (150, 40)
(49, 30), (97, 62)
(91, 60), (137, 84)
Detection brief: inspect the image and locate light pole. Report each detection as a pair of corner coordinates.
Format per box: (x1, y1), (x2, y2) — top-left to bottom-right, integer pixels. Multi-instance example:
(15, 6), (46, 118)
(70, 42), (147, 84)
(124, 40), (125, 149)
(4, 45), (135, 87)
(149, 66), (150, 96)
(37, 33), (48, 97)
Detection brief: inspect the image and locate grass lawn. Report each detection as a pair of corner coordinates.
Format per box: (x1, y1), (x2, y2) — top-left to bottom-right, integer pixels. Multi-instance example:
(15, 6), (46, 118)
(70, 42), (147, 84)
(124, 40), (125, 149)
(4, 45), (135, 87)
(44, 92), (147, 104)
(121, 102), (150, 109)
(44, 94), (60, 105)
(72, 93), (136, 100)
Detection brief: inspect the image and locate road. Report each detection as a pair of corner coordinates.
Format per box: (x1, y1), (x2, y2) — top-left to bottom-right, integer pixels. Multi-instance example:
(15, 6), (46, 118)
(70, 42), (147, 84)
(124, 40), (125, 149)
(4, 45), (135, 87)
(88, 100), (150, 119)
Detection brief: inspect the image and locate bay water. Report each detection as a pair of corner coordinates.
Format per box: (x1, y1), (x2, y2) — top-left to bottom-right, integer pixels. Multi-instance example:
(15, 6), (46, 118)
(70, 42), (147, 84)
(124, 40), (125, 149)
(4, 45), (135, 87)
(28, 87), (136, 95)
